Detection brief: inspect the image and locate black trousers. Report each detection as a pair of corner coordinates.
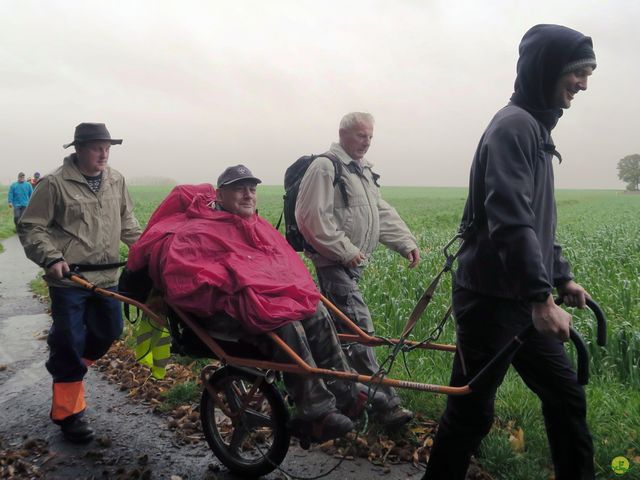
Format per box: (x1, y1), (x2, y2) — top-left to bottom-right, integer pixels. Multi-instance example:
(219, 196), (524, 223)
(423, 287), (594, 480)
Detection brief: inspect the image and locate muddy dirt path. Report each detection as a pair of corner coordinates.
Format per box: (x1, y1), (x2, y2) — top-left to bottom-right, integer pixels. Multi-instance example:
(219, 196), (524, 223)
(0, 235), (423, 480)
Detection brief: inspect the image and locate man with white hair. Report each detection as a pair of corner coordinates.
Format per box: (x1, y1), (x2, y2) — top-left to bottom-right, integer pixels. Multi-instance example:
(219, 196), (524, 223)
(295, 112), (421, 427)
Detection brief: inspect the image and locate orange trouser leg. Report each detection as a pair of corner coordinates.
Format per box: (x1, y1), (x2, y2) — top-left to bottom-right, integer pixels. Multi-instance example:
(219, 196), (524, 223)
(82, 358), (95, 367)
(51, 381), (86, 422)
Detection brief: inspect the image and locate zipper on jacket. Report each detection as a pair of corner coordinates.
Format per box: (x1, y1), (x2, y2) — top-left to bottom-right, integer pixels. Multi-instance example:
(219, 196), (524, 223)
(358, 172), (376, 254)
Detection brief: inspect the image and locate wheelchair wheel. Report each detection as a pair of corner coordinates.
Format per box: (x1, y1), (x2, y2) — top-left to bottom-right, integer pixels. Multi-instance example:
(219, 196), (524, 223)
(200, 366), (290, 477)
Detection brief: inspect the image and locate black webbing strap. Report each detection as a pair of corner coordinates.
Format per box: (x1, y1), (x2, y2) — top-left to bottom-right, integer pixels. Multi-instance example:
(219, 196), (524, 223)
(543, 143), (563, 163)
(397, 232), (465, 343)
(69, 261), (127, 272)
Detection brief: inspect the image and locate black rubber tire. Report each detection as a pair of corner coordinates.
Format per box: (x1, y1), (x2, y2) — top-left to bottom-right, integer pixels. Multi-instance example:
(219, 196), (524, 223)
(200, 367), (290, 477)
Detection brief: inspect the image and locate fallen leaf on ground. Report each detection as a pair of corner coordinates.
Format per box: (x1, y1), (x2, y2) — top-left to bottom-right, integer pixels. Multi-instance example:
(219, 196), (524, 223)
(508, 427), (525, 453)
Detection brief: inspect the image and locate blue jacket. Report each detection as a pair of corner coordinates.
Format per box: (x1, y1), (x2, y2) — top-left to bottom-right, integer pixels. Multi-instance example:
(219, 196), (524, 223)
(8, 181), (33, 207)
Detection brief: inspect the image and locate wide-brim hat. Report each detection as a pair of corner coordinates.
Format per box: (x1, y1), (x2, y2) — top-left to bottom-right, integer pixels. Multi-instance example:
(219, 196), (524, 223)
(217, 164), (262, 188)
(63, 122), (123, 149)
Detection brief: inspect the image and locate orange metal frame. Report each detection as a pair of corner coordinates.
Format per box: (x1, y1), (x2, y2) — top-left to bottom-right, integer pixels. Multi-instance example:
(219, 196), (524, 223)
(321, 294), (456, 353)
(68, 274), (470, 396)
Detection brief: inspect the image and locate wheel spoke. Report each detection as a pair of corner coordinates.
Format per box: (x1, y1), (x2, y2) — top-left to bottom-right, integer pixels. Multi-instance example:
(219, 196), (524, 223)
(229, 423), (249, 454)
(223, 379), (244, 413)
(242, 408), (274, 430)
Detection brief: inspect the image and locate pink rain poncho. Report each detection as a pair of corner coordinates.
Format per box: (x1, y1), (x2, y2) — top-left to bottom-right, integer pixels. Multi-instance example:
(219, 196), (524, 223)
(127, 184), (320, 333)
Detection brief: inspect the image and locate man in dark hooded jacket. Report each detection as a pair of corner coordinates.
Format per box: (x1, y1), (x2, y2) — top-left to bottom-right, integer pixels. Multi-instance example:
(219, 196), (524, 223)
(424, 25), (596, 479)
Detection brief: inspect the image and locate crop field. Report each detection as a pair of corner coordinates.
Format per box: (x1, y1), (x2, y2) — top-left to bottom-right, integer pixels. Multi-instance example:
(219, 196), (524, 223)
(1, 184), (638, 479)
(129, 185), (640, 480)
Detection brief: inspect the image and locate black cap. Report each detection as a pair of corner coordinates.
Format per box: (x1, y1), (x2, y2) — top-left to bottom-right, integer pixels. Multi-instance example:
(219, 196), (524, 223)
(63, 123), (123, 149)
(217, 165), (262, 188)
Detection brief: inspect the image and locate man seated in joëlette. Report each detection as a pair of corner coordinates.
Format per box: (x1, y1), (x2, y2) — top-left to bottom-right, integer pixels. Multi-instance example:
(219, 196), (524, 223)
(127, 165), (392, 441)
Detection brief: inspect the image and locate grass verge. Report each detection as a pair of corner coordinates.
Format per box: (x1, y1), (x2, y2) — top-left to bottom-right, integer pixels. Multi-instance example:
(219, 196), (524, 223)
(0, 186), (16, 253)
(158, 380), (200, 413)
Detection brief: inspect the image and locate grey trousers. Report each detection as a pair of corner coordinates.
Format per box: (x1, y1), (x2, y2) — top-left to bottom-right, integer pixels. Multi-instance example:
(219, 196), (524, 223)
(273, 303), (358, 420)
(198, 303), (358, 421)
(316, 264), (400, 409)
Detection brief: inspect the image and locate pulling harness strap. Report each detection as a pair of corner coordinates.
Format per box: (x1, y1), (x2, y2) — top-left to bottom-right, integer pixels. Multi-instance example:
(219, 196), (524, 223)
(362, 230), (467, 415)
(397, 231), (465, 345)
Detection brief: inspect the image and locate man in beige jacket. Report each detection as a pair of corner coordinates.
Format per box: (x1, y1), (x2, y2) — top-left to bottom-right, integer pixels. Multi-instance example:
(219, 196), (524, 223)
(18, 123), (141, 443)
(295, 112), (420, 427)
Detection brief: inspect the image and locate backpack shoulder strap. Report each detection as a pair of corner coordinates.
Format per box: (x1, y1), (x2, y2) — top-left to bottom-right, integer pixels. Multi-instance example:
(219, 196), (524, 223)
(530, 116), (563, 164)
(316, 153), (349, 207)
(364, 165), (381, 187)
(314, 153), (341, 184)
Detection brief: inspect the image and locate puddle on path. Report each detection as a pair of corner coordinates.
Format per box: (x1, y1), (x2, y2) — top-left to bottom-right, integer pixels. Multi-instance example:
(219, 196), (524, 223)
(0, 235), (51, 397)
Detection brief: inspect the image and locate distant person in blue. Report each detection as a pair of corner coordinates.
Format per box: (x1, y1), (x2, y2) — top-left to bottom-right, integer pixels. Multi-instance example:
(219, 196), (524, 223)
(8, 172), (33, 227)
(29, 172), (41, 188)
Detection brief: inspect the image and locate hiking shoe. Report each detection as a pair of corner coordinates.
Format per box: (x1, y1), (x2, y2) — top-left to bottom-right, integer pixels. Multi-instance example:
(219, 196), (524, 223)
(60, 417), (94, 443)
(359, 386), (390, 412)
(343, 388), (389, 419)
(376, 406), (414, 428)
(310, 410), (354, 442)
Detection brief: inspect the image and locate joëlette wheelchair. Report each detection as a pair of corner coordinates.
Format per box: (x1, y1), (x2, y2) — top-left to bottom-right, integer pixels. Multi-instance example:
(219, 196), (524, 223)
(64, 269), (606, 478)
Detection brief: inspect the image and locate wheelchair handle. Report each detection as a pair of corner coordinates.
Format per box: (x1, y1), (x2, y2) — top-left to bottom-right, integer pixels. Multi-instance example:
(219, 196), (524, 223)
(469, 298), (605, 391)
(62, 269), (88, 281)
(554, 297), (607, 346)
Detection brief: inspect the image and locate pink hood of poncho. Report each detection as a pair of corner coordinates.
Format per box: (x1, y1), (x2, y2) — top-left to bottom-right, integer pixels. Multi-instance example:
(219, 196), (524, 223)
(127, 184), (320, 333)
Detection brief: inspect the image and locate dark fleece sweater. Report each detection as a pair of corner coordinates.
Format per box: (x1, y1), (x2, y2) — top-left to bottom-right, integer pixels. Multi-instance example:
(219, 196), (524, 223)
(455, 24), (594, 301)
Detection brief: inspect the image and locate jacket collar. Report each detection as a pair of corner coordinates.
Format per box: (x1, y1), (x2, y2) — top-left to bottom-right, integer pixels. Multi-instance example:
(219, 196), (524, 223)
(329, 143), (374, 169)
(61, 154), (112, 184)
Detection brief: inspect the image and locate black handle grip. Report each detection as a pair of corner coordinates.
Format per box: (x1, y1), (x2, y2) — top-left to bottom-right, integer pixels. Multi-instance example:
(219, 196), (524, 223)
(569, 327), (589, 385)
(586, 299), (607, 347)
(555, 297), (607, 346)
(469, 322), (592, 391)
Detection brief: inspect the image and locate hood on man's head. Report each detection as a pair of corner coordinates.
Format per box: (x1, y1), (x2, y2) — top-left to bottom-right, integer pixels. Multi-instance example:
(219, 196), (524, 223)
(510, 24), (595, 130)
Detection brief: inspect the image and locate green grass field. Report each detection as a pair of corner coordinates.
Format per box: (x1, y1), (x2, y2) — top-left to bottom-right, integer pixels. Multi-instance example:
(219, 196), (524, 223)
(127, 185), (640, 479)
(132, 186), (640, 480)
(0, 187), (17, 251)
(2, 183), (638, 478)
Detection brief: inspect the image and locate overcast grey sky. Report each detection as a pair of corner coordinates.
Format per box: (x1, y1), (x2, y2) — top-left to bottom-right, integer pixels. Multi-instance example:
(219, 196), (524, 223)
(1, 0), (637, 188)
